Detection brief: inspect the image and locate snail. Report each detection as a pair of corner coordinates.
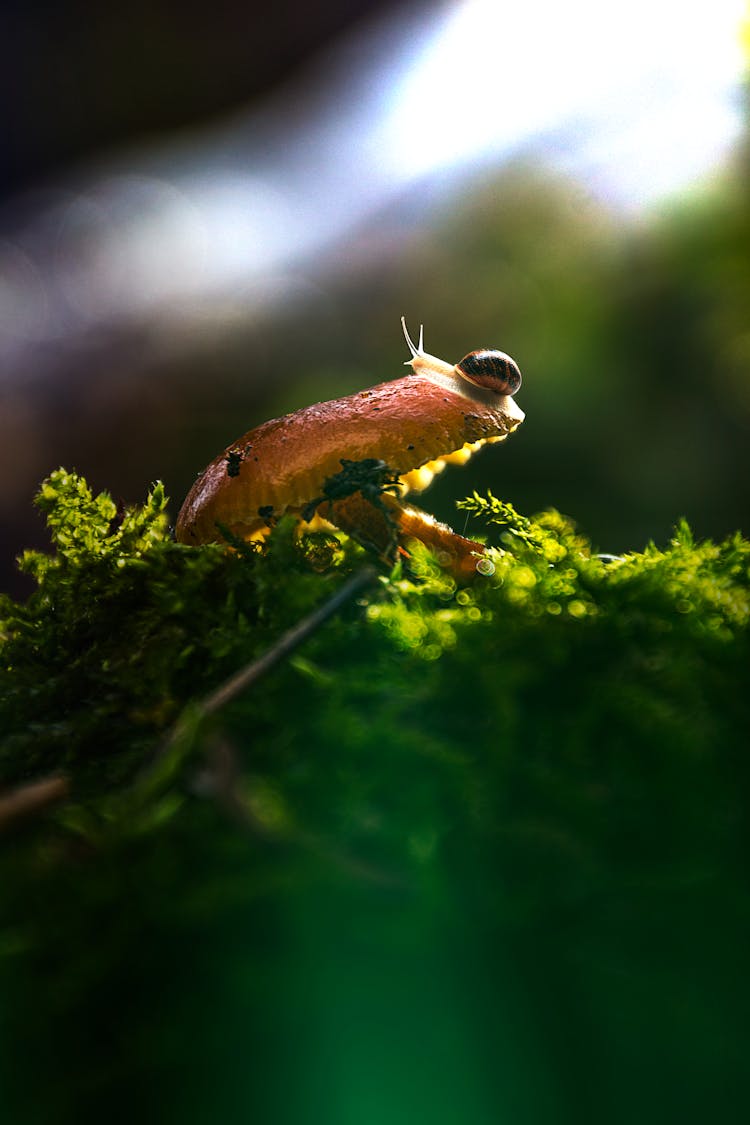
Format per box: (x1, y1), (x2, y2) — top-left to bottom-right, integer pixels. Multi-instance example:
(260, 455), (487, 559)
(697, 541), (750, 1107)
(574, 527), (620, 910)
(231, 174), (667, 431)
(176, 318), (525, 577)
(403, 319), (522, 398)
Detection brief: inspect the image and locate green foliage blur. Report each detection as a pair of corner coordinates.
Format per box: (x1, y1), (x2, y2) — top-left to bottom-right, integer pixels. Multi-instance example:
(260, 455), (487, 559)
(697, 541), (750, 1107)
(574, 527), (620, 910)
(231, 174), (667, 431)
(1, 471), (749, 1123)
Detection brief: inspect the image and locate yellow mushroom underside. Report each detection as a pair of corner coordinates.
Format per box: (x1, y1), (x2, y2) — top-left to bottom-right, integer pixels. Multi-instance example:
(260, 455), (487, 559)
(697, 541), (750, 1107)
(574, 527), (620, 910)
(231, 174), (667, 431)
(238, 435), (507, 542)
(396, 435), (504, 495)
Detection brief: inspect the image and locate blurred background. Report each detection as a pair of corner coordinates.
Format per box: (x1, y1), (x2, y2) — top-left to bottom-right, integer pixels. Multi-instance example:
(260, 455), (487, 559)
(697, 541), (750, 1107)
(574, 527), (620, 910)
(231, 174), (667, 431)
(1, 0), (749, 595)
(3, 6), (750, 1123)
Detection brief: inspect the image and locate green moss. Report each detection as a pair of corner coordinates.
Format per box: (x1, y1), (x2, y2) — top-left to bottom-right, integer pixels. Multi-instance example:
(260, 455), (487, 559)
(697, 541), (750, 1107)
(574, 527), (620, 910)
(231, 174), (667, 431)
(2, 466), (748, 839)
(1, 470), (749, 1122)
(0, 470), (359, 792)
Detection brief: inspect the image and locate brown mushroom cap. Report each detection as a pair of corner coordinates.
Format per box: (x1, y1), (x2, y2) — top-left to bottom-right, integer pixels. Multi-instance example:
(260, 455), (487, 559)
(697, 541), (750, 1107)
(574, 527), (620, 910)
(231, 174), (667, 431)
(175, 371), (524, 544)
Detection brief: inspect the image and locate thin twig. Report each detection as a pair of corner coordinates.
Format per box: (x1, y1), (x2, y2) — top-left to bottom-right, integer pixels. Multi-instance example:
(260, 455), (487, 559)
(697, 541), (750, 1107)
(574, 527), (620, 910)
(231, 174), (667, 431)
(0, 775), (70, 834)
(199, 564), (379, 719)
(151, 564), (380, 772)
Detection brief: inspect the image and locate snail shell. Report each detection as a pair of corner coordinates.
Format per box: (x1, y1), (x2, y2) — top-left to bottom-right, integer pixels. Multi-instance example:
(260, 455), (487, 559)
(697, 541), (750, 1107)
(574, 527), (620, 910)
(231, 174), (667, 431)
(455, 349), (522, 397)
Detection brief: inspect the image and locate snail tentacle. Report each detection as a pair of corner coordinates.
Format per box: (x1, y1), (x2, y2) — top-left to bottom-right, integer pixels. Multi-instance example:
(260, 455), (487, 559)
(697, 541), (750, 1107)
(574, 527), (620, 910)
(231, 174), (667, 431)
(401, 316), (425, 362)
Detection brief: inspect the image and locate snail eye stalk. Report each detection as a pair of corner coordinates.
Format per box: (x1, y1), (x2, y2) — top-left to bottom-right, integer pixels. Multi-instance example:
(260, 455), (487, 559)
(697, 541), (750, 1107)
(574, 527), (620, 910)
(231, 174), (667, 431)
(456, 349), (522, 397)
(401, 316), (425, 362)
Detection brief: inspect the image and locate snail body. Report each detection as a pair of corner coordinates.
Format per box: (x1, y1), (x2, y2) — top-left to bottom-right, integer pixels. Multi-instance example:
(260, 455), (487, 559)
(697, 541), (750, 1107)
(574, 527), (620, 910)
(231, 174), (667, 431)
(176, 319), (524, 576)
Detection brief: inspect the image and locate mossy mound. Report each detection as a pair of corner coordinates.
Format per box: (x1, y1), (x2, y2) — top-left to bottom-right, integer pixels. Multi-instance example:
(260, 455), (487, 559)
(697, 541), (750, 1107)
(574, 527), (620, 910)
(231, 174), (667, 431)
(1, 470), (749, 1124)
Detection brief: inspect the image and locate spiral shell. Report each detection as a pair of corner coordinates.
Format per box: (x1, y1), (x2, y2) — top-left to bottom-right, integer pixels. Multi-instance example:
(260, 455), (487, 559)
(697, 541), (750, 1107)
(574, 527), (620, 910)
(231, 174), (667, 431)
(455, 349), (522, 396)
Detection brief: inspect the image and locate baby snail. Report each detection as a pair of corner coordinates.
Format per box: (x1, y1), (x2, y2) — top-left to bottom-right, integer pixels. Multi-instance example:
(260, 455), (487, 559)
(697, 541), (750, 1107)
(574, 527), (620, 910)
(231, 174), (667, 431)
(401, 318), (522, 397)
